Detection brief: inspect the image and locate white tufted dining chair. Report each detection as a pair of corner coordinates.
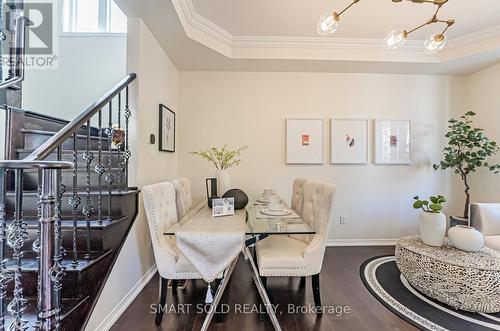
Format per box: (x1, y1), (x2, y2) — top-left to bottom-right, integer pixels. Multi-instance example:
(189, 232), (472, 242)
(171, 177), (193, 219)
(142, 181), (203, 325)
(256, 180), (336, 315)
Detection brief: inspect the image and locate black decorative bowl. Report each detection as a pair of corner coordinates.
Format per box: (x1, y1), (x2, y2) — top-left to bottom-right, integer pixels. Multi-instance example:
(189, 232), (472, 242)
(222, 189), (249, 210)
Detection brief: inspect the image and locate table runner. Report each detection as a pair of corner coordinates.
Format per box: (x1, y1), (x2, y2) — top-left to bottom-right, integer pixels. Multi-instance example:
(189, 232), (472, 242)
(175, 205), (246, 283)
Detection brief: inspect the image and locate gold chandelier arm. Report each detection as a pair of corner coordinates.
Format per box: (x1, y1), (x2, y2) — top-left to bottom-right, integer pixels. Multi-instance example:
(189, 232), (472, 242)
(336, 0), (360, 18)
(438, 19), (455, 36)
(403, 2), (454, 38)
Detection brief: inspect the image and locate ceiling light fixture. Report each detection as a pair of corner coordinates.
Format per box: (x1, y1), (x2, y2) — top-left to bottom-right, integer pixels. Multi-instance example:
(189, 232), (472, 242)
(317, 0), (455, 54)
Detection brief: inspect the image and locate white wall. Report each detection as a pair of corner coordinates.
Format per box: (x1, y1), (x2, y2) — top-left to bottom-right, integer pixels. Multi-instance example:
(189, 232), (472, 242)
(22, 35), (127, 120)
(85, 18), (179, 331)
(447, 62), (500, 216)
(178, 71), (465, 242)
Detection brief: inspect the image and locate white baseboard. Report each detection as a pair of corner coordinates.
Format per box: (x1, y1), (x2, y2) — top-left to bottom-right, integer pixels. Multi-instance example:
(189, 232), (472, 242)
(93, 264), (158, 331)
(327, 238), (398, 246)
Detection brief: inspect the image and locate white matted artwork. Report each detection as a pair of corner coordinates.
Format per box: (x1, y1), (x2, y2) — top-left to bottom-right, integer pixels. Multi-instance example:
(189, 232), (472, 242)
(286, 118), (324, 164)
(330, 119), (368, 164)
(375, 120), (411, 164)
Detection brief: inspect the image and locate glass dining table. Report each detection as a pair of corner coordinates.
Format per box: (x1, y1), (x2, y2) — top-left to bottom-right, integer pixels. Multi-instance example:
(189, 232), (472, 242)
(164, 199), (315, 331)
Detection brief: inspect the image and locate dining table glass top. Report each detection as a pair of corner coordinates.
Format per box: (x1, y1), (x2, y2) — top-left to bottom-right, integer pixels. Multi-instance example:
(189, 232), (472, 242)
(164, 199), (315, 236)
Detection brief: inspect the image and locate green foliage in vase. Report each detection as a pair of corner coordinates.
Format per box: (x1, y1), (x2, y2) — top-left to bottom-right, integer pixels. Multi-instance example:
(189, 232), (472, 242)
(434, 111), (500, 218)
(413, 195), (447, 213)
(191, 145), (248, 170)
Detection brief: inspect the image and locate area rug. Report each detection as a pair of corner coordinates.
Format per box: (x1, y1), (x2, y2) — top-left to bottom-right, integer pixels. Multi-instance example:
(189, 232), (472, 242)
(360, 256), (500, 331)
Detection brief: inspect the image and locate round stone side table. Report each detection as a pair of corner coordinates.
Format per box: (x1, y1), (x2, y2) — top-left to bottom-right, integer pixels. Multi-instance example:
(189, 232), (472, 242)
(395, 236), (500, 313)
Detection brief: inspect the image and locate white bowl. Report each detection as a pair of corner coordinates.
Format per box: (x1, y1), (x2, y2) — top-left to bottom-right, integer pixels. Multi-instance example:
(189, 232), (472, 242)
(267, 203), (284, 212)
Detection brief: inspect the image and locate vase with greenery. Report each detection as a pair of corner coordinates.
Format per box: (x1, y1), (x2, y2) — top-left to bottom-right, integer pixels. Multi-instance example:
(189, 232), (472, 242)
(191, 145), (248, 194)
(412, 195), (447, 247)
(434, 111), (500, 220)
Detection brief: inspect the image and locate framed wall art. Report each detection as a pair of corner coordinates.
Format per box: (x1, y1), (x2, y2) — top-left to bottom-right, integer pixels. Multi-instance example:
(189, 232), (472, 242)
(286, 118), (324, 164)
(374, 119), (411, 164)
(330, 119), (368, 164)
(159, 104), (175, 152)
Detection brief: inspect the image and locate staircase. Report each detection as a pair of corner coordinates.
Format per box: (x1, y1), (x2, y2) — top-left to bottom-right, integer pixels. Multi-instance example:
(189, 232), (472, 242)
(0, 73), (138, 330)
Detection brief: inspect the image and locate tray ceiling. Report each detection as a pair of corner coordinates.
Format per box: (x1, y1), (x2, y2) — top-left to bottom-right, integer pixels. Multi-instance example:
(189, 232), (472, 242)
(115, 0), (500, 74)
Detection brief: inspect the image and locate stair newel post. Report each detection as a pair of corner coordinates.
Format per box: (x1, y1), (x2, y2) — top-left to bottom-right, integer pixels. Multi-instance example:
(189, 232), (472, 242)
(124, 85), (131, 187)
(0, 169), (13, 331)
(7, 169), (28, 331)
(95, 110), (104, 225)
(83, 121), (94, 259)
(36, 167), (60, 330)
(106, 101), (115, 220)
(69, 134), (80, 268)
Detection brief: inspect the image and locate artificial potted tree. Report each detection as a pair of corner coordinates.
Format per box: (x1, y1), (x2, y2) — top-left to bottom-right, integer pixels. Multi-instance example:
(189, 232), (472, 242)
(434, 111), (500, 225)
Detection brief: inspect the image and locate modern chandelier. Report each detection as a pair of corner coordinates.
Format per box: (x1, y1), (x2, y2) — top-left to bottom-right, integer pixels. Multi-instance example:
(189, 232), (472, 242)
(317, 0), (455, 54)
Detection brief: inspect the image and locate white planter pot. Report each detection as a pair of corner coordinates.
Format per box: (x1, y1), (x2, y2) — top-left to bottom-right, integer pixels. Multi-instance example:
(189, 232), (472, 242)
(419, 212), (446, 247)
(448, 225), (485, 252)
(215, 169), (231, 195)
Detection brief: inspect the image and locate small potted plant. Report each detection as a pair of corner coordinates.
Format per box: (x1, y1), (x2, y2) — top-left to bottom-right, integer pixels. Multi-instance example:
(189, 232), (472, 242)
(413, 195), (447, 247)
(191, 145), (248, 194)
(434, 111), (500, 225)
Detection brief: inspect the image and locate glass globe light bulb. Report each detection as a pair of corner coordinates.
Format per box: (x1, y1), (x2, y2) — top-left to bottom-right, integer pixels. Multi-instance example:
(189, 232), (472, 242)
(317, 11), (339, 36)
(424, 33), (447, 54)
(383, 29), (407, 49)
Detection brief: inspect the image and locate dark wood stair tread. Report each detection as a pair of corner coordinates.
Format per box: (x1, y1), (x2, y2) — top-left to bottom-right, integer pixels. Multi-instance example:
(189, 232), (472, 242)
(5, 250), (113, 273)
(4, 216), (129, 229)
(5, 188), (139, 196)
(20, 128), (109, 140)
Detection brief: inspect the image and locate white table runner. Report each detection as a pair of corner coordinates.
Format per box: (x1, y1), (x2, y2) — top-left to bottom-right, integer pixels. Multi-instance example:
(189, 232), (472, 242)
(175, 206), (245, 282)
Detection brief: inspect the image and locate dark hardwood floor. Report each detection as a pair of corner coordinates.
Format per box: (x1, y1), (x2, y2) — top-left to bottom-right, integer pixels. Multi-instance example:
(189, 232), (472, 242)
(110, 246), (417, 331)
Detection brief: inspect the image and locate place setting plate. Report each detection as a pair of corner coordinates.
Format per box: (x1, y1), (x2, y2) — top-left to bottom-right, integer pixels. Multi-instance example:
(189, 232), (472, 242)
(260, 208), (292, 217)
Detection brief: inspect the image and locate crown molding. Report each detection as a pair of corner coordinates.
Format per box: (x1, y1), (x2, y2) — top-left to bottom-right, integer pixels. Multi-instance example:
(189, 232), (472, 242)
(172, 0), (500, 64)
(446, 24), (500, 49)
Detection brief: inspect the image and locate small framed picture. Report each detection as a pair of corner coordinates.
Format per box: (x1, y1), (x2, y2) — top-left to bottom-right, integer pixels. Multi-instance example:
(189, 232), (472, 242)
(159, 104), (175, 152)
(374, 120), (411, 164)
(212, 198), (235, 218)
(286, 118), (324, 164)
(330, 119), (369, 164)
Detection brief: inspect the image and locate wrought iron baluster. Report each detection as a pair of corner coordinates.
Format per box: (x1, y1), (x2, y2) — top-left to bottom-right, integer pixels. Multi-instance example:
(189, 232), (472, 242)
(57, 146), (67, 257)
(33, 172), (42, 258)
(95, 110), (104, 225)
(36, 168), (60, 330)
(69, 134), (81, 267)
(6, 169), (28, 331)
(82, 121), (94, 259)
(105, 102), (115, 220)
(117, 93), (123, 191)
(53, 146), (66, 329)
(0, 169), (13, 331)
(123, 86), (131, 187)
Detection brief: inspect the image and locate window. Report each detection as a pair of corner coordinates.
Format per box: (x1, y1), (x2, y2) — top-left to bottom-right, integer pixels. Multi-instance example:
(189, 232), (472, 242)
(61, 0), (127, 34)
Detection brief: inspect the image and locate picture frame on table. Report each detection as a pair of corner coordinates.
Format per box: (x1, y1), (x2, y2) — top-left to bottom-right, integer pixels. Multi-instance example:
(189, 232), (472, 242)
(286, 118), (324, 164)
(212, 198), (235, 218)
(374, 119), (411, 164)
(159, 104), (175, 152)
(330, 119), (369, 164)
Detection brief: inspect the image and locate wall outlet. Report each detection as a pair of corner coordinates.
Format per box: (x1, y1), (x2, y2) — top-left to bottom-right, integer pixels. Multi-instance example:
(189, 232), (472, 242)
(339, 215), (347, 225)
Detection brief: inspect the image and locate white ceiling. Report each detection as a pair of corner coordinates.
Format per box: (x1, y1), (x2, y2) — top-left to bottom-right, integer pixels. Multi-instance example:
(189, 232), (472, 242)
(191, 0), (500, 40)
(115, 0), (500, 75)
